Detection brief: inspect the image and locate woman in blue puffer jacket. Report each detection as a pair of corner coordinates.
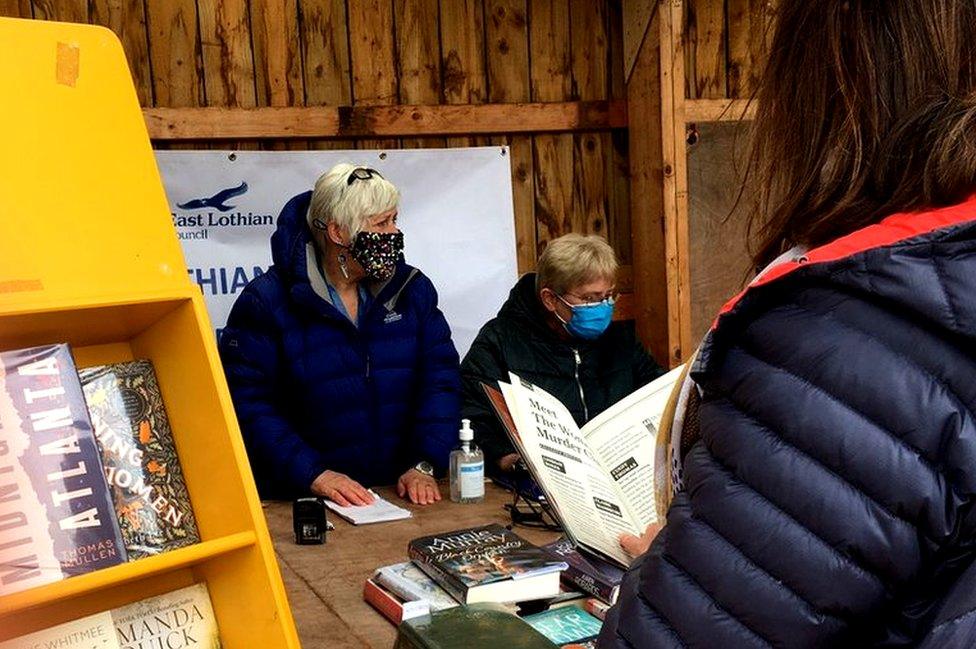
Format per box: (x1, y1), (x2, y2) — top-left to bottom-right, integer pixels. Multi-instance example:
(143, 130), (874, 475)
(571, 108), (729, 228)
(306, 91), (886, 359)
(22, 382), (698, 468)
(601, 1), (976, 647)
(219, 163), (460, 506)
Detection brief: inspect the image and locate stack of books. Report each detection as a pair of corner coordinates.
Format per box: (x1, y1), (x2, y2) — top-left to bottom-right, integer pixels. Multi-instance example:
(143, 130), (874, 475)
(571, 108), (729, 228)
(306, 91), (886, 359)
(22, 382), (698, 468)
(363, 523), (620, 647)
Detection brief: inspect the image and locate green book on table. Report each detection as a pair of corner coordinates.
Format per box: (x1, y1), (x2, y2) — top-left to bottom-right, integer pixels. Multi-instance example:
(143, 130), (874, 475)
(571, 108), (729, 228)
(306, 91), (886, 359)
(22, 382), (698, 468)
(522, 606), (603, 645)
(394, 604), (558, 649)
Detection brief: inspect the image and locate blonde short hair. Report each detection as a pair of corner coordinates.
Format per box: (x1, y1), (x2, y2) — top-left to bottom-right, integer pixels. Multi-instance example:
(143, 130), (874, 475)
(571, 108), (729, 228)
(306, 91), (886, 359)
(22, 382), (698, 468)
(307, 162), (400, 237)
(536, 234), (618, 295)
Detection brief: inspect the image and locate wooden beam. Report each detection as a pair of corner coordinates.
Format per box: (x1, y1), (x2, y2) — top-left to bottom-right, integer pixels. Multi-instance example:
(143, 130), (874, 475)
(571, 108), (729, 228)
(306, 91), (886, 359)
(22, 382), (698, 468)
(664, 0), (693, 364)
(144, 101), (628, 141)
(684, 98), (756, 122)
(627, 6), (671, 366)
(622, 0), (656, 84)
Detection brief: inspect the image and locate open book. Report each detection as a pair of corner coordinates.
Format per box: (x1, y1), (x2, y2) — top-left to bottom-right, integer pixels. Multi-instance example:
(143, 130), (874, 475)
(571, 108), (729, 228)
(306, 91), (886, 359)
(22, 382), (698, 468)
(487, 366), (684, 566)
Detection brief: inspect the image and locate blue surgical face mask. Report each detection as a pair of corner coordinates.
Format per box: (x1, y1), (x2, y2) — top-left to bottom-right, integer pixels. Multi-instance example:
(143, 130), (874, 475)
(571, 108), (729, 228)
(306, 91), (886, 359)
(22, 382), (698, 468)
(557, 295), (615, 340)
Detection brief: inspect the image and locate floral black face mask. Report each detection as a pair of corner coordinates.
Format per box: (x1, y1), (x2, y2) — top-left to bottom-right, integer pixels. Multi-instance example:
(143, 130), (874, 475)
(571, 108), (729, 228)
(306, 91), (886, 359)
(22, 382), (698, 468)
(349, 230), (404, 281)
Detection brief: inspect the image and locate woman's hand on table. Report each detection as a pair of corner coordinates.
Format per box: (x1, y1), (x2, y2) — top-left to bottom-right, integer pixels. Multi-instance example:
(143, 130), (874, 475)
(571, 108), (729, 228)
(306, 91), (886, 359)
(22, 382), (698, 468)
(619, 522), (664, 559)
(397, 469), (442, 505)
(311, 470), (374, 506)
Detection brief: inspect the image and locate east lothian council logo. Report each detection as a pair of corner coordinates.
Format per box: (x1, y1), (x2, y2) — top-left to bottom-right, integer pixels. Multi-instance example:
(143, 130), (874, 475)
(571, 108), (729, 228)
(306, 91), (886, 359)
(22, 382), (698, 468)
(177, 181), (249, 212)
(172, 180), (273, 241)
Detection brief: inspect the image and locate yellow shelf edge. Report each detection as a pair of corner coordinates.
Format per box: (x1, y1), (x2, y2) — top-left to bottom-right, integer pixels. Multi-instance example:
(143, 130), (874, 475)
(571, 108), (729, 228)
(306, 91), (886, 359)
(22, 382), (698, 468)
(0, 288), (200, 318)
(0, 531), (258, 617)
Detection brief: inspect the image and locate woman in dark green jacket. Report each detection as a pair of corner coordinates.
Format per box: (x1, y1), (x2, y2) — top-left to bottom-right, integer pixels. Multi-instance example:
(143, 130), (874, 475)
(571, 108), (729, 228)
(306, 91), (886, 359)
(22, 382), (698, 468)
(460, 233), (664, 489)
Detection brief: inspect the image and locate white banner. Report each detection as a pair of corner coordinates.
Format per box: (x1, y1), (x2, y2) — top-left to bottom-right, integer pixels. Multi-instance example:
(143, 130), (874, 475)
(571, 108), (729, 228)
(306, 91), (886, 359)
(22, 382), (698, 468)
(154, 148), (518, 357)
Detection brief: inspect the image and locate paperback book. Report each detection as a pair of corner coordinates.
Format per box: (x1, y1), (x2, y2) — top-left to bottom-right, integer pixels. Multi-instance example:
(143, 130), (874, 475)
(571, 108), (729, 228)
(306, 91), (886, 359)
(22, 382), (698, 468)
(0, 583), (221, 648)
(542, 538), (624, 604)
(373, 561), (459, 612)
(407, 524), (566, 604)
(363, 577), (430, 625)
(0, 344), (126, 596)
(80, 360), (200, 559)
(487, 365), (684, 566)
(522, 606), (603, 646)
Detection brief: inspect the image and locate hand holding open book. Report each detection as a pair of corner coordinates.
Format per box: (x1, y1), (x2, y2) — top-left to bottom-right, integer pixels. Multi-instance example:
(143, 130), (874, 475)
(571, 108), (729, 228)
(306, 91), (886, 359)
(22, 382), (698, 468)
(488, 366), (684, 566)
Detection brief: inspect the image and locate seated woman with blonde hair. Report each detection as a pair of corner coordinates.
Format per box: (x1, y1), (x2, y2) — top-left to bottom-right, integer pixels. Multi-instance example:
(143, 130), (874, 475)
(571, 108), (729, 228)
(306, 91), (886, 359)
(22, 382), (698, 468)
(461, 233), (664, 554)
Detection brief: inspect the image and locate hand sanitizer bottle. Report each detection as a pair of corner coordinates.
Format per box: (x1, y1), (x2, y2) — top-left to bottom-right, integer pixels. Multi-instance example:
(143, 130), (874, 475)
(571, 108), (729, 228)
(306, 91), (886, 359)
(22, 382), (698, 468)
(450, 419), (484, 503)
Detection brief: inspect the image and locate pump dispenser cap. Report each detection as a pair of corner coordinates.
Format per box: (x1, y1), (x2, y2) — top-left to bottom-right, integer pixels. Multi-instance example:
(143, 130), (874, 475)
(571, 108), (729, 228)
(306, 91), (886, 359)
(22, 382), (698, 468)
(459, 418), (474, 441)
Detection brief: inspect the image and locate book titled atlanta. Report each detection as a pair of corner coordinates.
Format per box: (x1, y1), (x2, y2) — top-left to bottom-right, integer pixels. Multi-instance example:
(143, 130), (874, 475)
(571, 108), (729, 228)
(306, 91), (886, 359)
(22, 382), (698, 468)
(0, 344), (126, 596)
(407, 523), (566, 604)
(79, 360), (200, 559)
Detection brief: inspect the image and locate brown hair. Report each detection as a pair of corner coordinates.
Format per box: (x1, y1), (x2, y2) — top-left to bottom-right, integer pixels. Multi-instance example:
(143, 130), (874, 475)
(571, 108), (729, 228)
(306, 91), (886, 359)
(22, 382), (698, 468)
(747, 0), (976, 268)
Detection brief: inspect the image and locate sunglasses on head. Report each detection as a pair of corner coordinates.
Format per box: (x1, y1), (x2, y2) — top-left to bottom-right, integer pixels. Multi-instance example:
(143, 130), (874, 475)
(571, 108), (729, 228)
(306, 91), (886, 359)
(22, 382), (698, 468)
(347, 167), (382, 185)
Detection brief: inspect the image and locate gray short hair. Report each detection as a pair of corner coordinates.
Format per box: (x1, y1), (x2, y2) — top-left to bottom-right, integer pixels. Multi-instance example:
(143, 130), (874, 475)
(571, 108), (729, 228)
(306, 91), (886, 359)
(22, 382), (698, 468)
(307, 162), (400, 237)
(536, 234), (619, 295)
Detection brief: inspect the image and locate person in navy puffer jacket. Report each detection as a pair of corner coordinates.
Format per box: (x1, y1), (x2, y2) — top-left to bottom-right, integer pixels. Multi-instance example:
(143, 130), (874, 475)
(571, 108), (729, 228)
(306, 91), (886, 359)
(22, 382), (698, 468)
(601, 1), (976, 647)
(219, 163), (460, 507)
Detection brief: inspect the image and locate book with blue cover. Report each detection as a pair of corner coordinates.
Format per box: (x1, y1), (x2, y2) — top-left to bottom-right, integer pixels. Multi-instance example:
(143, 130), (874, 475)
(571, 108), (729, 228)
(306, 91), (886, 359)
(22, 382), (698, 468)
(522, 606), (603, 645)
(0, 344), (126, 596)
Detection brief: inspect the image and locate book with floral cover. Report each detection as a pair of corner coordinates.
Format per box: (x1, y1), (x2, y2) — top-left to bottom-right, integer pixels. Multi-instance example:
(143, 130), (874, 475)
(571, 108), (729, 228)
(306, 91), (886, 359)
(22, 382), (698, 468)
(80, 360), (200, 559)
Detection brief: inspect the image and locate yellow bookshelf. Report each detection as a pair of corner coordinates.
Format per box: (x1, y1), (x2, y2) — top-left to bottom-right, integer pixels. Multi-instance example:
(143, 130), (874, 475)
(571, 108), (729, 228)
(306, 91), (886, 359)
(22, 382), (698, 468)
(0, 17), (300, 647)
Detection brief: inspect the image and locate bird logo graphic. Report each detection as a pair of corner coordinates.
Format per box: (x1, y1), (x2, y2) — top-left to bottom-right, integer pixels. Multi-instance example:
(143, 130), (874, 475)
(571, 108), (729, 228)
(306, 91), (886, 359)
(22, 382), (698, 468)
(177, 181), (249, 212)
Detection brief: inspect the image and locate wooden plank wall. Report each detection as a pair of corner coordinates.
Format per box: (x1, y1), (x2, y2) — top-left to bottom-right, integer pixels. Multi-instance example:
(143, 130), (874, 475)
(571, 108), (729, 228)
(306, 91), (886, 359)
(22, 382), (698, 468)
(0, 1), (630, 279)
(684, 0), (776, 100)
(680, 0), (776, 350)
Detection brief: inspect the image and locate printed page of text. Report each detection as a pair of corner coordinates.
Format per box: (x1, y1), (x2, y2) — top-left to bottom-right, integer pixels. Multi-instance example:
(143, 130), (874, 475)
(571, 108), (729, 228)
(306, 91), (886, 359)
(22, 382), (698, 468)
(581, 365), (685, 528)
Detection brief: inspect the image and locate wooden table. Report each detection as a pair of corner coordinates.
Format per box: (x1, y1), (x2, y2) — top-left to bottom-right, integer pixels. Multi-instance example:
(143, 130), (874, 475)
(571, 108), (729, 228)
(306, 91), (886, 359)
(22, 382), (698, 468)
(262, 484), (561, 648)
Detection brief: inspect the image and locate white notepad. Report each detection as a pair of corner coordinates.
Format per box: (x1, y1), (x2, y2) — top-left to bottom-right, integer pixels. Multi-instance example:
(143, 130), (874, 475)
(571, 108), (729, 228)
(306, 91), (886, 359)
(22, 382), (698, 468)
(324, 491), (413, 525)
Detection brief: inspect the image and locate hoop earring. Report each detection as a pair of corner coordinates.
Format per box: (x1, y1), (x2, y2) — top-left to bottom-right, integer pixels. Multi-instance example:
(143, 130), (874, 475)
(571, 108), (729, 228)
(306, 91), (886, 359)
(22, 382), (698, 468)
(337, 251), (350, 279)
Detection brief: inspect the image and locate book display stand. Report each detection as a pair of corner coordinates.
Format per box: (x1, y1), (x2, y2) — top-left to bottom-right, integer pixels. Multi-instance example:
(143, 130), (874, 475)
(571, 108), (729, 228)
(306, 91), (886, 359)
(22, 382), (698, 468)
(0, 17), (300, 647)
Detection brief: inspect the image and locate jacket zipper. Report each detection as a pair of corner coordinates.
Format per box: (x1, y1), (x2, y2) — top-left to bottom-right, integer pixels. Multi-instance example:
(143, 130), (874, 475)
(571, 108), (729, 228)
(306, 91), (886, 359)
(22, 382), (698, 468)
(572, 348), (589, 422)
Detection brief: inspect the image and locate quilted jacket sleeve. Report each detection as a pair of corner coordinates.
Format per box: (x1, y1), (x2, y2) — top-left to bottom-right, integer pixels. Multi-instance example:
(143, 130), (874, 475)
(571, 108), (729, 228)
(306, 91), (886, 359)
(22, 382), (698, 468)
(599, 286), (976, 648)
(219, 283), (326, 495)
(407, 275), (461, 475)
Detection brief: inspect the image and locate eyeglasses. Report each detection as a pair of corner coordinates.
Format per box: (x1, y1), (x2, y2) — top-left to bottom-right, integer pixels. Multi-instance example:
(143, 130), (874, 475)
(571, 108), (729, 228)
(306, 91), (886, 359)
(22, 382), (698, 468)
(560, 290), (618, 306)
(346, 167), (383, 185)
